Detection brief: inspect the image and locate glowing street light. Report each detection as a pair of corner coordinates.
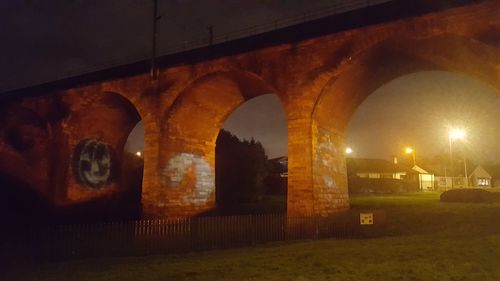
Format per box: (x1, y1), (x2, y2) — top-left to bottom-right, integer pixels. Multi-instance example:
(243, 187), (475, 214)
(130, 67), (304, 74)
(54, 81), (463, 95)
(449, 128), (466, 140)
(345, 147), (353, 155)
(404, 147), (416, 167)
(136, 151), (142, 157)
(448, 128), (468, 188)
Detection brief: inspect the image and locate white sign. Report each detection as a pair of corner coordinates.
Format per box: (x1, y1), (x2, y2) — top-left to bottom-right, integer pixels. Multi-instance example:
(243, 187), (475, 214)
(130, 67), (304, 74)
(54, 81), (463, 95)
(360, 213), (374, 225)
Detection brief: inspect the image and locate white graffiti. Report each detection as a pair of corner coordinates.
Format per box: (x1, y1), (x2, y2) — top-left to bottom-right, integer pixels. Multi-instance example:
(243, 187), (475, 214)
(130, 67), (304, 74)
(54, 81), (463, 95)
(315, 129), (346, 188)
(74, 139), (113, 188)
(161, 153), (214, 203)
(323, 175), (336, 188)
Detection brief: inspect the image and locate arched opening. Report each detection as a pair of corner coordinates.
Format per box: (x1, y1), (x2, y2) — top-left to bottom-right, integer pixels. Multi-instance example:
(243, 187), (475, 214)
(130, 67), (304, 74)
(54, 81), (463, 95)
(346, 71), (500, 193)
(156, 71), (280, 217)
(62, 91), (143, 222)
(121, 120), (145, 218)
(306, 35), (500, 214)
(215, 94), (288, 215)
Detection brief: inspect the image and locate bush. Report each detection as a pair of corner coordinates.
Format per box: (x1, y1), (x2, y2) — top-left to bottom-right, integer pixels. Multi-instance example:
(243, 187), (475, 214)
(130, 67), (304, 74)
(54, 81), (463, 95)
(264, 174), (287, 196)
(440, 188), (500, 203)
(348, 177), (419, 194)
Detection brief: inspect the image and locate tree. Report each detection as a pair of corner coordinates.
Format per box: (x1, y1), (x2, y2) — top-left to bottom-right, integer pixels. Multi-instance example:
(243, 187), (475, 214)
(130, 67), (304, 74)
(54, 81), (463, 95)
(215, 129), (270, 211)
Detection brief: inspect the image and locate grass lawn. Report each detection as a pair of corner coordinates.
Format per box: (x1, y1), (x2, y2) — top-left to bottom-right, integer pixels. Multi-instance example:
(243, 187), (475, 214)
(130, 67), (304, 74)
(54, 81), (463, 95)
(5, 192), (500, 281)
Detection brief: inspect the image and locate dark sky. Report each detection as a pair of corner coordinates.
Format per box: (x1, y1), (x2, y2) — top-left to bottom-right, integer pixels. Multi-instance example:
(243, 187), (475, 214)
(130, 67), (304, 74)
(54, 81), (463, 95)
(0, 0), (345, 92)
(222, 94), (288, 159)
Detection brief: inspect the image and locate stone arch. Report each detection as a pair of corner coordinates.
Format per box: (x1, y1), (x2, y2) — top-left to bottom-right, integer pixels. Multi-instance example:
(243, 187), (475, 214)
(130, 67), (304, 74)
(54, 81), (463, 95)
(149, 70), (278, 217)
(305, 34), (500, 215)
(63, 90), (142, 205)
(313, 34), (500, 137)
(100, 79), (164, 214)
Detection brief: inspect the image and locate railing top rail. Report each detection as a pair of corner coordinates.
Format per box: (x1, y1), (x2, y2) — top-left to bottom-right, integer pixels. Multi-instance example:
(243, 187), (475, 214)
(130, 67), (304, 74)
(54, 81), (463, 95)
(161, 0), (391, 55)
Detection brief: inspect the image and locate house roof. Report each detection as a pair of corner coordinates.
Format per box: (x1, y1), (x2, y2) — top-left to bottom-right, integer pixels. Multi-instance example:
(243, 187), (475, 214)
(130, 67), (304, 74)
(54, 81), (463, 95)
(412, 165), (431, 174)
(469, 165), (492, 178)
(269, 156), (288, 163)
(346, 158), (416, 174)
(415, 164), (446, 176)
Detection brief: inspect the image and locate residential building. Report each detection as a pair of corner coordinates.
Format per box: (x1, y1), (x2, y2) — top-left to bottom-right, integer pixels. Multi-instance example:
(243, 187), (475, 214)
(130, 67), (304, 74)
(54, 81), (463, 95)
(346, 158), (416, 180)
(469, 166), (492, 187)
(411, 165), (435, 191)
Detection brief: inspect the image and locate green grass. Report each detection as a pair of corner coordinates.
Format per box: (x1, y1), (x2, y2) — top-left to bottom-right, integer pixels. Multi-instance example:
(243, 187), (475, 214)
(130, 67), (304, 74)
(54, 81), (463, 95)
(6, 192), (500, 281)
(350, 192), (500, 236)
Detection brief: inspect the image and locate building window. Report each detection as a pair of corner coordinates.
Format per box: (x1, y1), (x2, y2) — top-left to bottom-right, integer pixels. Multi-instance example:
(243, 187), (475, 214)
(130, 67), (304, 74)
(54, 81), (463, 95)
(478, 178), (490, 186)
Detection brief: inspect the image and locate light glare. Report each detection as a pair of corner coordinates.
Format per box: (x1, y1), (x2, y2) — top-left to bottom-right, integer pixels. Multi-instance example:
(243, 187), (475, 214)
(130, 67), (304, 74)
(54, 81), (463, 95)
(449, 128), (466, 140)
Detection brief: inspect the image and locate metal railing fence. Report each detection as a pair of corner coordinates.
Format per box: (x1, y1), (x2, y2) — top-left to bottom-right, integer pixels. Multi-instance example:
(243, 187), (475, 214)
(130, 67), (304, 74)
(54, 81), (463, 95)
(1, 212), (384, 262)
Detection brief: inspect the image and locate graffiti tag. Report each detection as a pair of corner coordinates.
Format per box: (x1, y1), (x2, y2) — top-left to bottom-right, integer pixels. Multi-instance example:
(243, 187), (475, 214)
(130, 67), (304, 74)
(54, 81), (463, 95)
(315, 128), (346, 188)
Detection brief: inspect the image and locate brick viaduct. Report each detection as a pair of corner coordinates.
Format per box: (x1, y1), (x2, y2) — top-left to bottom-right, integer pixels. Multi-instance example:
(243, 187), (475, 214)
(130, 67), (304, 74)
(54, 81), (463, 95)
(0, 1), (499, 218)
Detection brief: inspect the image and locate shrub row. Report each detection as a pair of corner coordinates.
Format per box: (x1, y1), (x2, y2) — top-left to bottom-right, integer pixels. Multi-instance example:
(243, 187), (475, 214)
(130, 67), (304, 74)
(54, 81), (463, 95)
(348, 177), (419, 194)
(440, 188), (500, 203)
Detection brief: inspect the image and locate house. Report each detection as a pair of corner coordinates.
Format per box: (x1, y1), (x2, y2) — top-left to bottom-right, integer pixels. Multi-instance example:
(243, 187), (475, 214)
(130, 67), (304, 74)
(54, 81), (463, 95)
(411, 165), (435, 191)
(469, 165), (492, 187)
(420, 164), (462, 191)
(269, 156), (288, 178)
(346, 158), (416, 180)
(419, 164), (495, 190)
(346, 158), (419, 193)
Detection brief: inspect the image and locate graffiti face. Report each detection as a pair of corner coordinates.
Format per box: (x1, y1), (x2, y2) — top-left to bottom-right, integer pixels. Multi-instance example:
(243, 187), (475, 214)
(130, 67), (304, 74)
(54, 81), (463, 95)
(73, 139), (114, 188)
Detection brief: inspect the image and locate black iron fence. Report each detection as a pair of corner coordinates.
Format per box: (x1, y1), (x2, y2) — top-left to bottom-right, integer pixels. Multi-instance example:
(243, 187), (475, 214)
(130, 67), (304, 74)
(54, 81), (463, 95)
(1, 212), (385, 263)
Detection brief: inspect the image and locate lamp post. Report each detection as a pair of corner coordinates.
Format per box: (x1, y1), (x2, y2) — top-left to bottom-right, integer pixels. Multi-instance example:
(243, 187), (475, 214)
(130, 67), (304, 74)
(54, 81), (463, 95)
(405, 147), (420, 191)
(404, 147), (416, 167)
(448, 128), (467, 188)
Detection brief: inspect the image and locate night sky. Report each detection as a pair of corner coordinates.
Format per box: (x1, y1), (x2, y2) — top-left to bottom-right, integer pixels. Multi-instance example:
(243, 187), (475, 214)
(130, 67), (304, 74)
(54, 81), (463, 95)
(347, 71), (500, 165)
(0, 0), (340, 92)
(3, 1), (500, 164)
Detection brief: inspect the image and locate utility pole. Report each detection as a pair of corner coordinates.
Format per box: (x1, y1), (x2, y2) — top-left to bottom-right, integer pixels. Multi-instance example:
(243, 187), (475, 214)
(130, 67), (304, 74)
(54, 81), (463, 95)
(449, 136), (454, 189)
(463, 156), (469, 188)
(207, 25), (214, 46)
(150, 0), (160, 80)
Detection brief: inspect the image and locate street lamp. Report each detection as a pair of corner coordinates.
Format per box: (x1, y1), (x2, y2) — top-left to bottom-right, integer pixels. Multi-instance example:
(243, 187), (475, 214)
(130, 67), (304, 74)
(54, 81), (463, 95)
(404, 147), (416, 167)
(448, 128), (468, 188)
(345, 147), (353, 155)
